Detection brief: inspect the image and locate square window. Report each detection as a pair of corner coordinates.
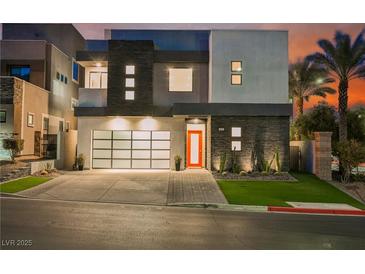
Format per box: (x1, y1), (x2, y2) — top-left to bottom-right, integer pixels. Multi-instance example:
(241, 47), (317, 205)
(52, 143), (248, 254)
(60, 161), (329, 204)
(0, 110), (6, 123)
(231, 141), (241, 151)
(169, 68), (193, 92)
(231, 127), (241, 137)
(56, 72), (60, 80)
(231, 61), (242, 72)
(64, 76), (68, 84)
(125, 78), (135, 88)
(125, 65), (135, 75)
(125, 90), (135, 100)
(60, 74), (64, 82)
(27, 113), (35, 127)
(231, 74), (242, 85)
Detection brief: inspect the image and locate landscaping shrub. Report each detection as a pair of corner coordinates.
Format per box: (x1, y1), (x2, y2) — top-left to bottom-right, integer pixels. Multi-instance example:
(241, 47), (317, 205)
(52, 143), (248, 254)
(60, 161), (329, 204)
(2, 138), (24, 162)
(333, 140), (365, 183)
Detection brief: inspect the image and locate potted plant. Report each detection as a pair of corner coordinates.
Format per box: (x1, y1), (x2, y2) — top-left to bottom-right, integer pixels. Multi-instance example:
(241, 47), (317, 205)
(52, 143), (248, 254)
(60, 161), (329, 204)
(76, 154), (85, 171)
(174, 155), (182, 171)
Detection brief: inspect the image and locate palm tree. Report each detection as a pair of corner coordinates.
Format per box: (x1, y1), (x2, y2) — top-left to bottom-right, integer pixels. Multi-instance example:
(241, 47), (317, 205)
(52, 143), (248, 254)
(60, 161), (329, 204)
(289, 59), (336, 116)
(307, 29), (365, 142)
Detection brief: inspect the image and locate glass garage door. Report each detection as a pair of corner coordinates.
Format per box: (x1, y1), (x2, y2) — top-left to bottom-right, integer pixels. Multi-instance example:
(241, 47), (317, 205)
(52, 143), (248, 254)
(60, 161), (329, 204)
(92, 130), (170, 169)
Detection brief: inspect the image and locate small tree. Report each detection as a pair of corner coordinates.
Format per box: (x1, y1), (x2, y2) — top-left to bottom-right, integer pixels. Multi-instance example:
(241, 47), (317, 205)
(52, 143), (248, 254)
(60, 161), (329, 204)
(334, 140), (365, 183)
(2, 138), (24, 162)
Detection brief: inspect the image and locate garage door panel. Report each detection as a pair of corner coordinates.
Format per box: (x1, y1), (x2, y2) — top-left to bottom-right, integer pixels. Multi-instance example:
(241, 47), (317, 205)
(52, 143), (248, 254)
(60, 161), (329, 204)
(113, 140), (131, 149)
(112, 159), (131, 168)
(132, 150), (151, 159)
(93, 149), (112, 158)
(152, 160), (170, 169)
(132, 160), (150, 168)
(93, 130), (112, 139)
(113, 150), (131, 159)
(113, 130), (131, 140)
(152, 141), (170, 149)
(151, 150), (170, 159)
(92, 130), (170, 169)
(152, 131), (170, 140)
(132, 131), (151, 140)
(93, 140), (112, 149)
(93, 159), (111, 168)
(132, 140), (151, 149)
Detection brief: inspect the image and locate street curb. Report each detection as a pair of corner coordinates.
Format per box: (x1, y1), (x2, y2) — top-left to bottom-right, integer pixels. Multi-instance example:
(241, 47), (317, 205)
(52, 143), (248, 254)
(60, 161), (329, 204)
(268, 206), (365, 216)
(0, 192), (28, 198)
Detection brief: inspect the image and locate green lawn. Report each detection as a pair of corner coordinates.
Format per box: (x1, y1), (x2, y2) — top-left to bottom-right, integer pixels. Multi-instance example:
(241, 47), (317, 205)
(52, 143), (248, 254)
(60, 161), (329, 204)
(0, 176), (51, 193)
(217, 172), (365, 210)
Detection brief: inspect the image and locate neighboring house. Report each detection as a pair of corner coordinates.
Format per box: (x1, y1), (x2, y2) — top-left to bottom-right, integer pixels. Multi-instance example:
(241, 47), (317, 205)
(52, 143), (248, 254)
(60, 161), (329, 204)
(0, 24), (85, 160)
(75, 29), (292, 170)
(0, 77), (48, 158)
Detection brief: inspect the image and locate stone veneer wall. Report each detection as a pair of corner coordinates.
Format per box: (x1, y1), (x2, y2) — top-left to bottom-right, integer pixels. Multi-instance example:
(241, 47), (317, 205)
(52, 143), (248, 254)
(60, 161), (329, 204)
(210, 116), (290, 172)
(314, 132), (332, 181)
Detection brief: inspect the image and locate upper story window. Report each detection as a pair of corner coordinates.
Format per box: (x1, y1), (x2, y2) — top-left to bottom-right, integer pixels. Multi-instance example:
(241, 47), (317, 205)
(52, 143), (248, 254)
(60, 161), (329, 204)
(231, 74), (242, 85)
(72, 59), (79, 83)
(169, 68), (193, 92)
(231, 127), (241, 137)
(231, 61), (242, 72)
(27, 112), (35, 127)
(230, 60), (243, 86)
(125, 65), (135, 75)
(126, 78), (135, 88)
(89, 71), (108, 88)
(9, 65), (31, 81)
(0, 110), (6, 123)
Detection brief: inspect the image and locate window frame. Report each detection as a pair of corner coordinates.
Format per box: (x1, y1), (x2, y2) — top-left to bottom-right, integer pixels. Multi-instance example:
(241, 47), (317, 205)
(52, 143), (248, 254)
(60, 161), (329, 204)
(71, 98), (79, 110)
(231, 61), (242, 72)
(125, 90), (135, 101)
(125, 65), (135, 75)
(72, 58), (79, 83)
(231, 127), (242, 137)
(168, 67), (193, 92)
(0, 110), (6, 123)
(231, 74), (242, 86)
(27, 112), (35, 127)
(231, 141), (242, 151)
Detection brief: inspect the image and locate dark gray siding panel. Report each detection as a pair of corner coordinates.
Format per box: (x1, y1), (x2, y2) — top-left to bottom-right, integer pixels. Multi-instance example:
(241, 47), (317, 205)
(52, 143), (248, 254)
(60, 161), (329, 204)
(107, 40), (154, 115)
(173, 103), (293, 116)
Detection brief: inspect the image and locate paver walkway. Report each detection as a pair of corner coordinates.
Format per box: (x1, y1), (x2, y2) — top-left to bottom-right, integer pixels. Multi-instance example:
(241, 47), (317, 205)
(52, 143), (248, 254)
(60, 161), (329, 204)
(167, 169), (227, 205)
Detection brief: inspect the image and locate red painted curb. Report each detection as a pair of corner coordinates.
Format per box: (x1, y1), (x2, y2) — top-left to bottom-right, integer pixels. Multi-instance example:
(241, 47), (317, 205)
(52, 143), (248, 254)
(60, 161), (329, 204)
(268, 206), (365, 216)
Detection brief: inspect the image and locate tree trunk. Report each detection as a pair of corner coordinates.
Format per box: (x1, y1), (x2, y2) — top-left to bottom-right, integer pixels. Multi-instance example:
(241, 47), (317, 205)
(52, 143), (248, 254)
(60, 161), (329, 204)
(338, 79), (348, 179)
(296, 97), (304, 117)
(338, 80), (348, 142)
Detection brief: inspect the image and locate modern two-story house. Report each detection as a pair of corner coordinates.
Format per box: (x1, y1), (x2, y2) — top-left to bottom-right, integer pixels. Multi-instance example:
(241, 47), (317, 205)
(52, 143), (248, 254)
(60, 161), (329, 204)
(0, 24), (85, 160)
(75, 29), (292, 171)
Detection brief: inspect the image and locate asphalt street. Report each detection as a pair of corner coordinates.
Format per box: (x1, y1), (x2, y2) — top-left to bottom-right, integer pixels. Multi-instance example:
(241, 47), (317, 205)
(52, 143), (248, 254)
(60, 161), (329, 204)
(1, 197), (365, 249)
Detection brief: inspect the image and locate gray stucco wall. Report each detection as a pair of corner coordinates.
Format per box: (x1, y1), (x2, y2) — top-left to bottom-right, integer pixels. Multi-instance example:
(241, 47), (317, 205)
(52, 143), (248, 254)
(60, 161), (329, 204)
(46, 44), (80, 131)
(153, 63), (208, 107)
(77, 116), (186, 169)
(210, 116), (290, 172)
(209, 30), (288, 104)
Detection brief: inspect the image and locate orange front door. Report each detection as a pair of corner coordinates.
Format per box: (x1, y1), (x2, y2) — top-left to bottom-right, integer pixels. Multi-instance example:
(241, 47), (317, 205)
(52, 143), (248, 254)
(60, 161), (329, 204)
(187, 130), (203, 168)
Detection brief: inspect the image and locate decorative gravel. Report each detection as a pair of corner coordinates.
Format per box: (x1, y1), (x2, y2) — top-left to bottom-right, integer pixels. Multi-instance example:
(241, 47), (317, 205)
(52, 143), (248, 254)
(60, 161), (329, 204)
(212, 171), (297, 181)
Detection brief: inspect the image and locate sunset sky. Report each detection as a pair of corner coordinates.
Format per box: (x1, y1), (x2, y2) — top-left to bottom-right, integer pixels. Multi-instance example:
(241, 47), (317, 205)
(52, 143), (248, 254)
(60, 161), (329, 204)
(74, 23), (365, 111)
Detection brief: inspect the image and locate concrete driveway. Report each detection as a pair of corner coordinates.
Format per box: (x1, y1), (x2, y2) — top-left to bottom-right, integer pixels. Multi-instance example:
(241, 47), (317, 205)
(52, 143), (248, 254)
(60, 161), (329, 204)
(19, 169), (227, 206)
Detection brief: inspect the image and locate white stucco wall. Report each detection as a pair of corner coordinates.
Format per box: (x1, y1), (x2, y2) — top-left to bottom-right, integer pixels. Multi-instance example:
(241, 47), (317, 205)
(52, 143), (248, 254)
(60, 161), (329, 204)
(209, 30), (289, 104)
(77, 116), (186, 169)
